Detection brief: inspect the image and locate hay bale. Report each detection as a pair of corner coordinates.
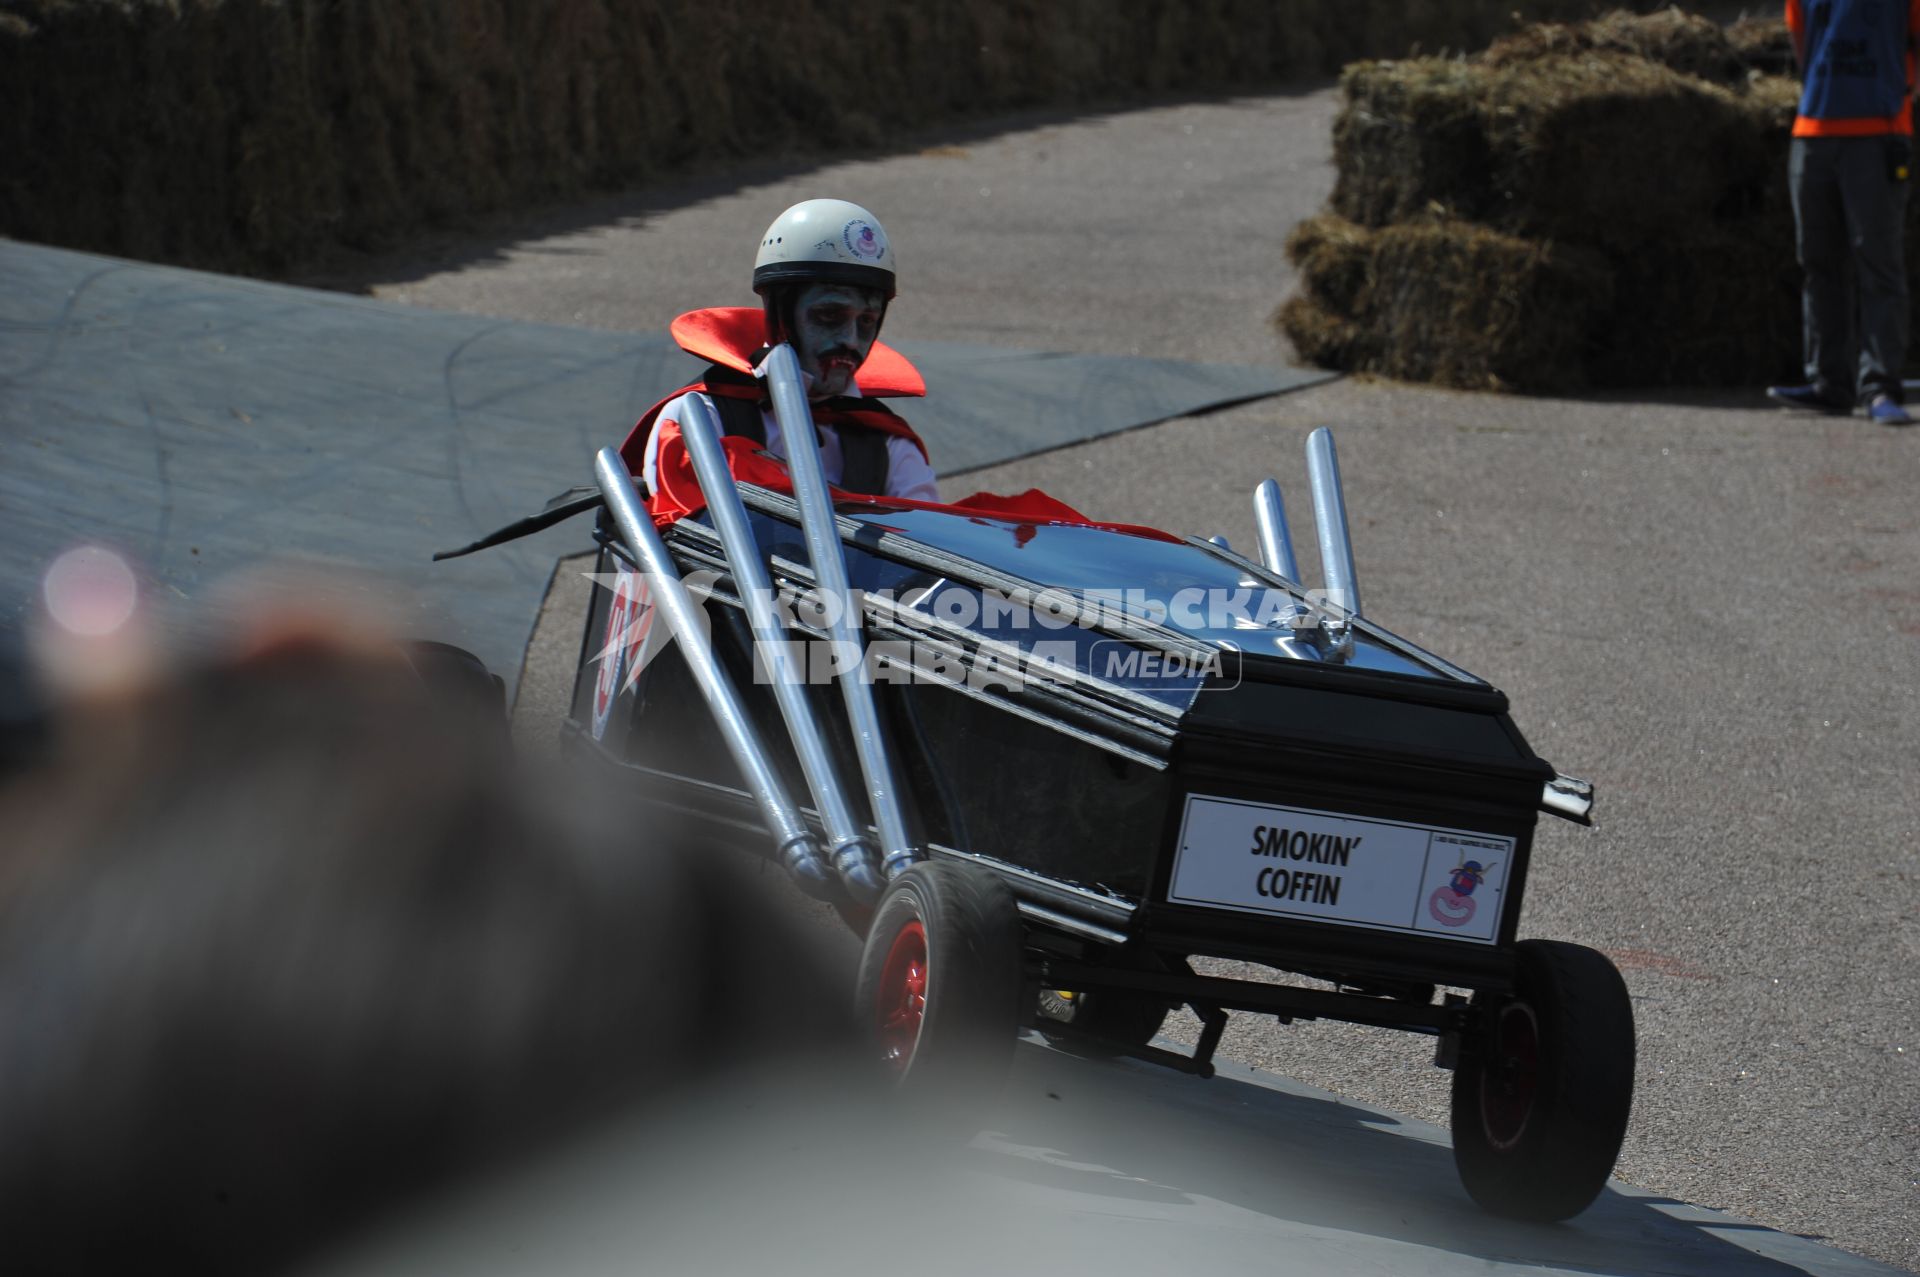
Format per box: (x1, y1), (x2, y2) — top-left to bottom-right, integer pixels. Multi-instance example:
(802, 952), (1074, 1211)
(1332, 50), (1773, 252)
(1295, 10), (1854, 392)
(1328, 60), (1494, 228)
(1483, 6), (1748, 85)
(1587, 223), (1803, 386)
(1281, 211), (1809, 391)
(1728, 14), (1795, 79)
(1279, 214), (1611, 392)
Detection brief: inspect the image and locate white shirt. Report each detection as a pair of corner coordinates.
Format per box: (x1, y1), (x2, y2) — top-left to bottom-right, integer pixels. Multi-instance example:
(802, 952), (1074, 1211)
(642, 381), (939, 504)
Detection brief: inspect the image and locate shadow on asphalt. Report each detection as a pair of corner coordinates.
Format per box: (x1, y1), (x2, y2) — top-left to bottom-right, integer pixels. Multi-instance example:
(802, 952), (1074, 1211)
(295, 1022), (1879, 1276)
(978, 1040), (1848, 1277)
(1476, 381), (1920, 419)
(291, 80), (1339, 295)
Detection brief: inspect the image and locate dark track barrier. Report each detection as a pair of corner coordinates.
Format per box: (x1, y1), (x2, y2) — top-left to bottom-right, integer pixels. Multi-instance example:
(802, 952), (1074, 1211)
(3, 0), (1635, 276)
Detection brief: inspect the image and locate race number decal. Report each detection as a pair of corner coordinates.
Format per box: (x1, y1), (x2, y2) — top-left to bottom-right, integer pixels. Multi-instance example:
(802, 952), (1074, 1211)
(1168, 796), (1513, 943)
(590, 567), (658, 740)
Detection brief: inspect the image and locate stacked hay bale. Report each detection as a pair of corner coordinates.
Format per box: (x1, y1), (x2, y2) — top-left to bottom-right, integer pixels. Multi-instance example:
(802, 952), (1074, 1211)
(1280, 9), (1842, 392)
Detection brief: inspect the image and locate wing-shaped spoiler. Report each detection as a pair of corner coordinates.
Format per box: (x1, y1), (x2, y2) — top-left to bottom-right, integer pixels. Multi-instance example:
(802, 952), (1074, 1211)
(431, 486), (604, 562)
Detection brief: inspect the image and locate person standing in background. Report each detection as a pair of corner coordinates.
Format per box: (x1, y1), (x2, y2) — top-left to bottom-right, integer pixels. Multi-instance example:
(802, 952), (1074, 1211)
(1768, 0), (1920, 427)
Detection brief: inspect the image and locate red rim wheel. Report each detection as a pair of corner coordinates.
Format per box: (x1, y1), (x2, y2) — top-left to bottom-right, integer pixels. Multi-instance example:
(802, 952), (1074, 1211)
(851, 862), (1022, 1099)
(874, 919), (928, 1072)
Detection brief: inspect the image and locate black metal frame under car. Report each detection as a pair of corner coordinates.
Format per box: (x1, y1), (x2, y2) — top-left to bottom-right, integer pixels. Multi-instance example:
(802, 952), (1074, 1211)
(450, 345), (1632, 1223)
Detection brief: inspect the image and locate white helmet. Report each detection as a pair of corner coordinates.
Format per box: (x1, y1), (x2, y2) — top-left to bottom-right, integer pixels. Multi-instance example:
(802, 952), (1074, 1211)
(752, 198), (897, 300)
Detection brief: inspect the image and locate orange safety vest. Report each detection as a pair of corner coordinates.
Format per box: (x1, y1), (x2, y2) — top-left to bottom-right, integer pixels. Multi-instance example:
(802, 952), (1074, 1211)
(1786, 0), (1920, 137)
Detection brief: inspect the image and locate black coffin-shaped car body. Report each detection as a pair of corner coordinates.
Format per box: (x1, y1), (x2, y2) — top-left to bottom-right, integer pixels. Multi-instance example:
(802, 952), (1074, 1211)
(555, 480), (1630, 1224)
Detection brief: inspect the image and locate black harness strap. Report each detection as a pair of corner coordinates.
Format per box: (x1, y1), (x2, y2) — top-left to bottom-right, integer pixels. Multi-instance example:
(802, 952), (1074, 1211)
(700, 363), (894, 495)
(703, 363), (769, 446)
(822, 398), (897, 496)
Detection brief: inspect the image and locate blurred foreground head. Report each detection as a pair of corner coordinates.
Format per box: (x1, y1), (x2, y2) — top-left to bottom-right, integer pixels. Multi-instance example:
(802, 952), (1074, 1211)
(0, 594), (843, 1274)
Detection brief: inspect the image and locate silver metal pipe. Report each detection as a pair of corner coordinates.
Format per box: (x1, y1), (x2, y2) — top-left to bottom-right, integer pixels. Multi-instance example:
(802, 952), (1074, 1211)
(673, 393), (883, 900)
(1540, 773), (1596, 826)
(1252, 478), (1302, 583)
(1305, 427), (1362, 618)
(593, 448), (836, 897)
(756, 344), (921, 881)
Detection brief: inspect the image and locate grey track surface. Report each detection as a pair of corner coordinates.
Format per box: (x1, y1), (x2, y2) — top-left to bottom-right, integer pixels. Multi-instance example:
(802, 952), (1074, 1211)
(309, 1037), (1907, 1277)
(36, 86), (1913, 1270)
(0, 242), (1306, 694)
(408, 93), (1920, 1272)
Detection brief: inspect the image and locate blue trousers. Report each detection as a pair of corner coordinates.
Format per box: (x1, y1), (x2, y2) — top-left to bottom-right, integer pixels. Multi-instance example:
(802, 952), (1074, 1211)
(1789, 135), (1911, 404)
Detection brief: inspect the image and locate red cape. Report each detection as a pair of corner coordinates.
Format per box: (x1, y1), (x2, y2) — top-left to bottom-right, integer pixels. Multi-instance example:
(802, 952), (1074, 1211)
(648, 432), (1178, 544)
(618, 307), (928, 474)
(628, 307), (1179, 543)
(670, 307), (926, 396)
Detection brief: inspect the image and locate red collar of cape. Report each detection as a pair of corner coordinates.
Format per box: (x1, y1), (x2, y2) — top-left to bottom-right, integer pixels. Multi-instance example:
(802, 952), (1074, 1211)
(671, 307), (927, 396)
(626, 308), (1179, 545)
(618, 307), (930, 477)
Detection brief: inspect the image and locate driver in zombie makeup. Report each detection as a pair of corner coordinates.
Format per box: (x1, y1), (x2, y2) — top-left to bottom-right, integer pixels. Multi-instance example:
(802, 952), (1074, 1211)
(628, 198), (938, 502)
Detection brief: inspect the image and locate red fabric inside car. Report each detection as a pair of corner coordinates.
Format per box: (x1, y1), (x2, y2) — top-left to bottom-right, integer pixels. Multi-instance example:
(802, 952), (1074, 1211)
(644, 430), (1181, 544)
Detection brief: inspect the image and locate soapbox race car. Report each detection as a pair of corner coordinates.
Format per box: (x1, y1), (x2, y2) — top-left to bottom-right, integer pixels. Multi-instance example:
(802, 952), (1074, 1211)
(442, 343), (1632, 1222)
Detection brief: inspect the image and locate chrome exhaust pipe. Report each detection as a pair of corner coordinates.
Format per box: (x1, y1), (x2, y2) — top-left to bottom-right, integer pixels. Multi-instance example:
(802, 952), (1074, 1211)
(1252, 478), (1302, 583)
(756, 345), (920, 883)
(674, 392), (884, 902)
(1252, 476), (1316, 644)
(593, 448), (835, 898)
(1540, 773), (1596, 825)
(1305, 427), (1362, 619)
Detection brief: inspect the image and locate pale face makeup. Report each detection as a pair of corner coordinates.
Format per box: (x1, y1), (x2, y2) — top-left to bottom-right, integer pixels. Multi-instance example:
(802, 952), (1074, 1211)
(792, 283), (884, 400)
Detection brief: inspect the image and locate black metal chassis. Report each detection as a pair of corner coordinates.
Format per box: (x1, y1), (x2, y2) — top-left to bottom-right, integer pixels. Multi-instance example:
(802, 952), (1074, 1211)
(561, 496), (1561, 1079)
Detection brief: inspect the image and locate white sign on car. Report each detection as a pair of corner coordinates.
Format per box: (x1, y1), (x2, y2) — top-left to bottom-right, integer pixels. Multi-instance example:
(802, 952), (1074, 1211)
(1168, 794), (1514, 943)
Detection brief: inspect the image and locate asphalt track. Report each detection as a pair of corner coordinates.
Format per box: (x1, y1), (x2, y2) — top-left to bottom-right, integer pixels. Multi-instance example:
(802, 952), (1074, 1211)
(0, 240), (1307, 708)
(305, 1042), (1905, 1277)
(324, 90), (1919, 1272)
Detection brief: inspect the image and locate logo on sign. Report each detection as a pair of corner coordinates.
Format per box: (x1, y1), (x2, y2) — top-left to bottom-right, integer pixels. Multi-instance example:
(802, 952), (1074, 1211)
(1426, 857), (1496, 927)
(843, 219), (886, 261)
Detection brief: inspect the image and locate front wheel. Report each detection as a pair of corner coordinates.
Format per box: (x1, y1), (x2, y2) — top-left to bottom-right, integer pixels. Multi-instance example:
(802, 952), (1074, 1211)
(1036, 988), (1172, 1057)
(404, 640), (509, 745)
(852, 861), (1023, 1095)
(1450, 939), (1635, 1221)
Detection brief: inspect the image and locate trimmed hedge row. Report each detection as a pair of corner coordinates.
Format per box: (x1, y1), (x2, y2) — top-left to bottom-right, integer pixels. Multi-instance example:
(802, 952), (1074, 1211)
(2, 0), (1634, 275)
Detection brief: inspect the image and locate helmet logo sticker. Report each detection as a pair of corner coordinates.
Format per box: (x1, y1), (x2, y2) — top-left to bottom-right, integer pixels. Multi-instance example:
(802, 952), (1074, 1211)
(843, 219), (886, 261)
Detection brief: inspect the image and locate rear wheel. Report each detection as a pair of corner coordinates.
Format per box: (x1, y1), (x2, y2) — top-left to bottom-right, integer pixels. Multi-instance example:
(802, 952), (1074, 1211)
(852, 862), (1022, 1094)
(1450, 939), (1635, 1221)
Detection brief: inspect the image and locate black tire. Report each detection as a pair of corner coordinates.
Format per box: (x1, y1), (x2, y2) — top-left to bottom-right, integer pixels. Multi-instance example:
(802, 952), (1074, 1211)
(852, 861), (1023, 1094)
(1450, 939), (1635, 1221)
(404, 640), (509, 742)
(831, 897), (875, 939)
(1036, 988), (1171, 1057)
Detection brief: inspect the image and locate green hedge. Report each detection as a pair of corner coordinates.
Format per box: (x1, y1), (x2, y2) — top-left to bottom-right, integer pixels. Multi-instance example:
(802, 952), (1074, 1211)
(2, 0), (1626, 275)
